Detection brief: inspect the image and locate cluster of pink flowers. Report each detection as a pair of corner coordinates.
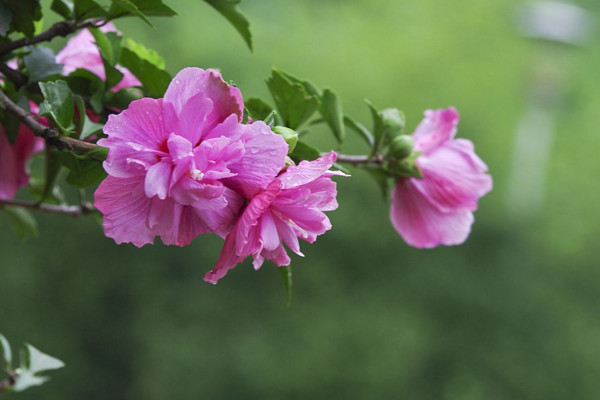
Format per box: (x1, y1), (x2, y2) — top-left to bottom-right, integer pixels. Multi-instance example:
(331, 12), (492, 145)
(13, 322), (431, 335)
(93, 67), (345, 283)
(0, 20), (493, 281)
(389, 108), (492, 248)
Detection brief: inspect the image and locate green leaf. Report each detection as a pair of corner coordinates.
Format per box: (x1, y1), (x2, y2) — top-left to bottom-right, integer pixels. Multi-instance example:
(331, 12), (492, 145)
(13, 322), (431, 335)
(2, 0), (42, 38)
(365, 102), (404, 157)
(51, 0), (73, 18)
(104, 87), (143, 110)
(318, 89), (345, 144)
(23, 47), (63, 83)
(344, 115), (373, 147)
(267, 69), (319, 130)
(0, 2), (12, 36)
(89, 28), (124, 89)
(123, 38), (165, 68)
(41, 148), (63, 203)
(108, 0), (176, 18)
(89, 28), (117, 65)
(278, 266), (292, 308)
(204, 0), (252, 51)
(277, 70), (321, 97)
(120, 47), (171, 97)
(53, 149), (107, 188)
(4, 207), (38, 241)
(63, 68), (106, 113)
(290, 140), (320, 163)
(0, 334), (12, 367)
(245, 97), (274, 121)
(73, 0), (107, 20)
(25, 344), (65, 374)
(39, 80), (75, 133)
(109, 0), (153, 27)
(0, 92), (29, 144)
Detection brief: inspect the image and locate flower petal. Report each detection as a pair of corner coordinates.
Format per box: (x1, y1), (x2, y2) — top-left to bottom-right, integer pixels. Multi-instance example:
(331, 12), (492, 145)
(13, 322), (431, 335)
(163, 68), (243, 137)
(413, 139), (493, 213)
(217, 120), (288, 198)
(390, 178), (474, 248)
(145, 160), (172, 199)
(94, 176), (155, 247)
(278, 151), (338, 189)
(413, 107), (459, 154)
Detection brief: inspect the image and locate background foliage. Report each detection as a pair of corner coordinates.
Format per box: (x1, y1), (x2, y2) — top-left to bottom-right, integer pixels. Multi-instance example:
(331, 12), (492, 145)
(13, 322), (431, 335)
(2, 0), (600, 398)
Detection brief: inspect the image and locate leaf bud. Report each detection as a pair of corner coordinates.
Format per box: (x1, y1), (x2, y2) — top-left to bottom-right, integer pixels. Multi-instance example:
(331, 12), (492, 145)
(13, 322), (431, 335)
(272, 126), (298, 153)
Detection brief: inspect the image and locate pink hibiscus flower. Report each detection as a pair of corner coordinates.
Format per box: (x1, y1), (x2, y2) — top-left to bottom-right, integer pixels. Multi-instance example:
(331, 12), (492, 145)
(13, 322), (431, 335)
(204, 151), (347, 284)
(0, 123), (44, 200)
(56, 22), (140, 91)
(390, 107), (492, 248)
(94, 67), (289, 247)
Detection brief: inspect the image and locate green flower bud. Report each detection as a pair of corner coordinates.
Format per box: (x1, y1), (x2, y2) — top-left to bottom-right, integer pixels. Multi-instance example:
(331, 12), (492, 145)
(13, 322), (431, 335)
(387, 151), (422, 179)
(388, 135), (415, 161)
(272, 126), (298, 153)
(380, 108), (405, 134)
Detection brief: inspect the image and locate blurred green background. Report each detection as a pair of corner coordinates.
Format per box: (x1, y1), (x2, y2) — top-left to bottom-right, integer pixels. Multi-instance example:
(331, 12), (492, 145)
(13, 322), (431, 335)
(2, 0), (600, 398)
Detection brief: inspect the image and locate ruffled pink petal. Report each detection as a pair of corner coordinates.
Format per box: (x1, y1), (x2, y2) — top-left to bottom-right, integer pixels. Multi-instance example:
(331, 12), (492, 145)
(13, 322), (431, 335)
(94, 176), (155, 247)
(413, 107), (459, 154)
(154, 203), (213, 247)
(203, 223), (244, 284)
(100, 98), (167, 177)
(217, 120), (288, 198)
(193, 186), (244, 238)
(102, 97), (166, 146)
(257, 244), (290, 269)
(145, 160), (172, 199)
(390, 178), (474, 248)
(170, 178), (225, 206)
(258, 210), (280, 251)
(278, 151), (339, 189)
(412, 139), (493, 213)
(163, 93), (213, 146)
(235, 180), (282, 255)
(163, 68), (243, 139)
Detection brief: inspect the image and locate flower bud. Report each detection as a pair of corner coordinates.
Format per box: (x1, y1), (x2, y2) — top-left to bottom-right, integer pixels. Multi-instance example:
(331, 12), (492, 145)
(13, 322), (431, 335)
(388, 135), (415, 161)
(380, 108), (405, 138)
(272, 126), (298, 153)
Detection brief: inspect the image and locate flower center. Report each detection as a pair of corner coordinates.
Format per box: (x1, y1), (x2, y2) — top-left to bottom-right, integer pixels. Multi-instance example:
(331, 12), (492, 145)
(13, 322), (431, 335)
(190, 168), (204, 181)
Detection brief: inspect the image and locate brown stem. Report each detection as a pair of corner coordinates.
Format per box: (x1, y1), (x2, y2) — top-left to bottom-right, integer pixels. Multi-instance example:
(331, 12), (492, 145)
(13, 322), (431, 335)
(334, 152), (385, 166)
(0, 19), (102, 57)
(0, 88), (100, 155)
(0, 63), (27, 87)
(0, 198), (95, 217)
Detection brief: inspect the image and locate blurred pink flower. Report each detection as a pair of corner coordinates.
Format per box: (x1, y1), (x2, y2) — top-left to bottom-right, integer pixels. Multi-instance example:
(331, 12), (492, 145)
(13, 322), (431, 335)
(390, 107), (492, 248)
(56, 22), (140, 91)
(94, 67), (288, 247)
(0, 120), (44, 200)
(204, 151), (346, 284)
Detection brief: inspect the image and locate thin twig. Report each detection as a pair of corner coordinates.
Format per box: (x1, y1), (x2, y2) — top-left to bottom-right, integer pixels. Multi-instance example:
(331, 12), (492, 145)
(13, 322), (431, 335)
(0, 19), (102, 57)
(0, 198), (95, 217)
(333, 152), (385, 166)
(0, 63), (27, 87)
(0, 88), (99, 154)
